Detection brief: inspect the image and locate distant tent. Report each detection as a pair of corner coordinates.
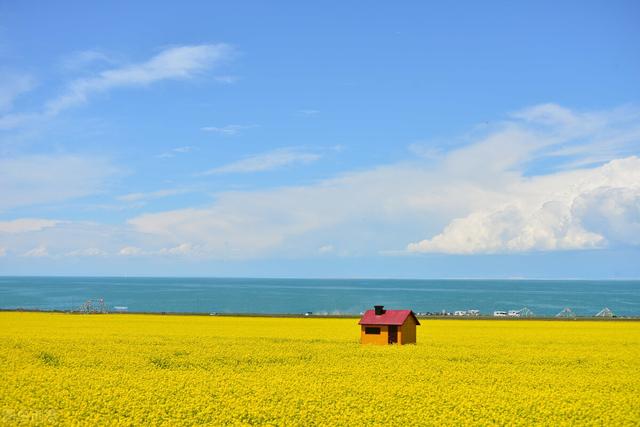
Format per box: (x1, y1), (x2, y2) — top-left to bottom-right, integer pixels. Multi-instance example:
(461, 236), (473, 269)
(595, 307), (615, 318)
(556, 307), (576, 318)
(518, 307), (534, 318)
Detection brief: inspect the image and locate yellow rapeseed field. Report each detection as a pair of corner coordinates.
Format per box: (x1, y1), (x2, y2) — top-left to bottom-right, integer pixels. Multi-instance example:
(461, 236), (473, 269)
(1, 313), (639, 426)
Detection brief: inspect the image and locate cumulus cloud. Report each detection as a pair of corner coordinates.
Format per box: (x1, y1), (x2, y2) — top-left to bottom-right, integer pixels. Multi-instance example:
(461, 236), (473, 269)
(573, 186), (640, 246)
(407, 204), (604, 254)
(203, 148), (321, 175)
(407, 157), (640, 254)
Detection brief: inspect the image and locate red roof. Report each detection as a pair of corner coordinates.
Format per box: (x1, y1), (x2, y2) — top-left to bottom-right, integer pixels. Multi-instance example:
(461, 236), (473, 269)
(358, 309), (421, 326)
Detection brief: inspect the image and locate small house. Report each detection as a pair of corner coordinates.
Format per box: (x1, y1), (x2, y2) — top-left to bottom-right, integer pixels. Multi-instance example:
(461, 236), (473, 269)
(358, 305), (420, 345)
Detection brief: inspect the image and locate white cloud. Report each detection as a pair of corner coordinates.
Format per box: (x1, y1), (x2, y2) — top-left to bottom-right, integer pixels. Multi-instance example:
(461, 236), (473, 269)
(172, 146), (194, 153)
(318, 244), (334, 254)
(0, 247), (6, 257)
(203, 148), (321, 175)
(298, 109), (320, 117)
(128, 163), (495, 258)
(201, 124), (251, 135)
(213, 75), (238, 84)
(511, 103), (581, 126)
(2, 104), (638, 260)
(65, 247), (108, 257)
(158, 243), (197, 256)
(0, 218), (61, 234)
(60, 50), (115, 71)
(573, 186), (640, 246)
(156, 146), (195, 158)
(407, 204), (604, 254)
(0, 112), (36, 130)
(45, 44), (232, 116)
(118, 246), (144, 256)
(117, 189), (187, 203)
(22, 245), (49, 257)
(0, 155), (117, 210)
(0, 44), (234, 129)
(0, 221), (133, 260)
(407, 157), (640, 254)
(127, 104), (640, 258)
(407, 143), (443, 160)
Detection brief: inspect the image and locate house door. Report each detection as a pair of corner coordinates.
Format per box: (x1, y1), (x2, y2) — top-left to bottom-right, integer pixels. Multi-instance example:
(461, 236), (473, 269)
(388, 325), (398, 344)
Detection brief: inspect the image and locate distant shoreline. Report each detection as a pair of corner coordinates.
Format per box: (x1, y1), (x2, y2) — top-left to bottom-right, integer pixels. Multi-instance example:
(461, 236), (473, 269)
(1, 308), (639, 321)
(1, 275), (640, 281)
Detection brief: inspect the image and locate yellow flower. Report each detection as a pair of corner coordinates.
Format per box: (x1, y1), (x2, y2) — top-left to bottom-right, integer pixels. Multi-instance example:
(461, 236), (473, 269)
(0, 313), (639, 425)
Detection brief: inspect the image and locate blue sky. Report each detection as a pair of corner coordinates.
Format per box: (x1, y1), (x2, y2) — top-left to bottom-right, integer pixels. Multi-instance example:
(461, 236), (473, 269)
(1, 1), (639, 278)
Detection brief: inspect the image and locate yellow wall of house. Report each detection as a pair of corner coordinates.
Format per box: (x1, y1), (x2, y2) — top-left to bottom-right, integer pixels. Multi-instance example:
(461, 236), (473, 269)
(361, 319), (418, 345)
(360, 325), (389, 345)
(399, 317), (417, 344)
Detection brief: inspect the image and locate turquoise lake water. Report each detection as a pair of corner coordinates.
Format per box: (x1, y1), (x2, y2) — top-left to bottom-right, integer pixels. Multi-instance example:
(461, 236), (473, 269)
(1, 276), (639, 316)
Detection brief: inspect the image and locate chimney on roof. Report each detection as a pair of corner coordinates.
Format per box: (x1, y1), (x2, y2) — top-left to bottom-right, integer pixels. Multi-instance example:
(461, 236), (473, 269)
(374, 305), (385, 315)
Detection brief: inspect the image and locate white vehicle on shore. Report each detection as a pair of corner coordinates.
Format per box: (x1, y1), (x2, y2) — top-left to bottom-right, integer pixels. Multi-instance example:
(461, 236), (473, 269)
(453, 310), (467, 316)
(508, 310), (520, 317)
(493, 310), (508, 317)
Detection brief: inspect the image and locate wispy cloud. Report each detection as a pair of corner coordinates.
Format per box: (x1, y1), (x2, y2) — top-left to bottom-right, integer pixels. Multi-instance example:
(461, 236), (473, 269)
(298, 109), (320, 117)
(60, 49), (116, 71)
(0, 219), (61, 234)
(201, 124), (252, 136)
(0, 155), (118, 211)
(118, 246), (144, 256)
(318, 244), (335, 254)
(0, 73), (36, 112)
(156, 146), (195, 159)
(407, 143), (443, 160)
(158, 243), (199, 256)
(45, 44), (233, 116)
(22, 245), (49, 258)
(202, 147), (322, 175)
(117, 189), (188, 203)
(213, 75), (238, 84)
(64, 247), (108, 257)
(0, 44), (234, 129)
